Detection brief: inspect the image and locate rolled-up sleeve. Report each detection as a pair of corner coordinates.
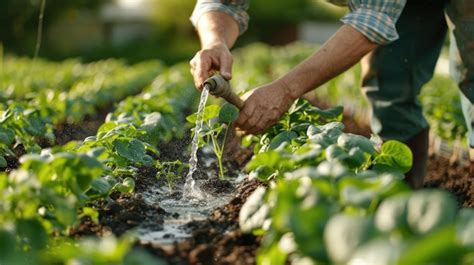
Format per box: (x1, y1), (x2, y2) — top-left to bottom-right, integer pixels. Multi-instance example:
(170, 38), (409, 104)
(341, 0), (407, 45)
(190, 0), (250, 35)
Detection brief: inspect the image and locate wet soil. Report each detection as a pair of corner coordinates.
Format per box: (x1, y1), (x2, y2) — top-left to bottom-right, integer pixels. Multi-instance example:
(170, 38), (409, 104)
(70, 192), (167, 238)
(141, 179), (262, 265)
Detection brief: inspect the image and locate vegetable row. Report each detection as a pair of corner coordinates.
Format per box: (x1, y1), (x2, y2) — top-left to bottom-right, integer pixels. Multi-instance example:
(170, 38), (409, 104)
(0, 58), (163, 168)
(0, 63), (198, 264)
(238, 99), (473, 264)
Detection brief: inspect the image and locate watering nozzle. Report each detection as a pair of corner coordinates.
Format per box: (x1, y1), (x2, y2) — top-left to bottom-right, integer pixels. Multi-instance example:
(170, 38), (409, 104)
(204, 75), (245, 110)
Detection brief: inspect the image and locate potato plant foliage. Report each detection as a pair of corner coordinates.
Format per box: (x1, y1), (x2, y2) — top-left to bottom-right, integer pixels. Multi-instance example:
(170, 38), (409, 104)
(0, 62), (196, 264)
(0, 44), (471, 265)
(239, 99), (473, 264)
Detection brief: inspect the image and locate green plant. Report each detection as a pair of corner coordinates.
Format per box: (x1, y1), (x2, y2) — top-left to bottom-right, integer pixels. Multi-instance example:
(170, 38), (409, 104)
(186, 103), (239, 179)
(156, 160), (187, 191)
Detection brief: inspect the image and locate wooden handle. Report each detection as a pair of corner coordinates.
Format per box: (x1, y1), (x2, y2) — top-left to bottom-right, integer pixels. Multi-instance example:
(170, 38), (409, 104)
(204, 75), (245, 110)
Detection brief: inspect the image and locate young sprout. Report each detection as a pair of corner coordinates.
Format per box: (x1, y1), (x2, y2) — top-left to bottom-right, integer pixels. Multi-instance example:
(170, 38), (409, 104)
(186, 103), (239, 179)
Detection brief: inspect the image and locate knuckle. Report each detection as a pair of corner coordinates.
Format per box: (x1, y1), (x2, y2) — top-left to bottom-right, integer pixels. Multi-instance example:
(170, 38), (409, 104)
(199, 49), (211, 58)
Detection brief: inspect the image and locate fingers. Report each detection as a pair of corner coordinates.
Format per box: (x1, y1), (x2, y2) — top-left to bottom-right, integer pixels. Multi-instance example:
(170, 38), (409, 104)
(190, 46), (233, 90)
(236, 101), (256, 128)
(236, 100), (269, 135)
(190, 51), (212, 90)
(219, 53), (233, 80)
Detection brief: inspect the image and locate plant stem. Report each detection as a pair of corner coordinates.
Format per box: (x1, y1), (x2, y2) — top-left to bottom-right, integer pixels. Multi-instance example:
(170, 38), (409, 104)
(210, 131), (225, 179)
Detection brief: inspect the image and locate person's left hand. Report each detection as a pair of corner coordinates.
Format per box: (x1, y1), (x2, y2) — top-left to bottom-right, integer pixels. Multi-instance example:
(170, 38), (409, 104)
(236, 80), (296, 135)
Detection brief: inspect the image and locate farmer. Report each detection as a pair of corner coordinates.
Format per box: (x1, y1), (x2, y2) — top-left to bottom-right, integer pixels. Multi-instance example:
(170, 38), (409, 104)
(189, 0), (474, 188)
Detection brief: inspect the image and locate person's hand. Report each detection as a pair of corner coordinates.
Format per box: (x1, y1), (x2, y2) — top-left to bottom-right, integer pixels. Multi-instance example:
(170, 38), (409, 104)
(236, 80), (296, 135)
(190, 42), (233, 90)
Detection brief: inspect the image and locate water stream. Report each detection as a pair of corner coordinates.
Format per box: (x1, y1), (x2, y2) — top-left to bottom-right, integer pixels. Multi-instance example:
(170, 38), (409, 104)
(182, 86), (209, 200)
(137, 85), (238, 246)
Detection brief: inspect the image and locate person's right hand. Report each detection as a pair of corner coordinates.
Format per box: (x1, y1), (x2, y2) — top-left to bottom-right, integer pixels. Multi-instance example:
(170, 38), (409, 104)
(190, 42), (233, 90)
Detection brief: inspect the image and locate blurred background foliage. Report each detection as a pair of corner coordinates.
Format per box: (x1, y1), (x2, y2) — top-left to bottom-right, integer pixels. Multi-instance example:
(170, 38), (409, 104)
(0, 0), (346, 64)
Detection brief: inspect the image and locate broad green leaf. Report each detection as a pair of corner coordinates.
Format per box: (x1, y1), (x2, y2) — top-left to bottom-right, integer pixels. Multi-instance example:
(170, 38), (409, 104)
(257, 237), (288, 265)
(345, 147), (367, 168)
(315, 160), (347, 179)
(218, 103), (239, 123)
(16, 219), (48, 250)
(115, 177), (135, 193)
(114, 139), (146, 164)
(457, 208), (474, 248)
(91, 177), (112, 195)
(0, 230), (16, 261)
(97, 122), (117, 135)
(398, 225), (467, 264)
(267, 130), (297, 150)
(246, 151), (281, 171)
(289, 193), (332, 261)
(324, 214), (374, 264)
(337, 133), (376, 155)
(348, 238), (404, 265)
(373, 140), (413, 173)
(186, 104), (220, 123)
(139, 112), (163, 145)
(0, 127), (15, 145)
(304, 105), (343, 121)
(0, 156), (7, 168)
(24, 115), (46, 137)
(326, 144), (346, 161)
(407, 190), (457, 235)
(87, 147), (107, 160)
(375, 192), (411, 233)
(239, 187), (271, 234)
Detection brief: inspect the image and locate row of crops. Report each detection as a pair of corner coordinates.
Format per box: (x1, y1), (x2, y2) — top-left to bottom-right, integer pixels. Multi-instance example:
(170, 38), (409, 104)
(237, 101), (473, 264)
(1, 56), (198, 264)
(0, 42), (472, 265)
(0, 58), (163, 166)
(230, 44), (473, 264)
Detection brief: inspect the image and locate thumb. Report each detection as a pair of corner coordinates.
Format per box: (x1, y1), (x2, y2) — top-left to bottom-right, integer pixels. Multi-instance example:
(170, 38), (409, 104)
(219, 53), (233, 80)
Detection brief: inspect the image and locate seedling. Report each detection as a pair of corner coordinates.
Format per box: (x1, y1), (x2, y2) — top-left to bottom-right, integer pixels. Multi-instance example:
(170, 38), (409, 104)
(186, 103), (239, 179)
(156, 160), (187, 191)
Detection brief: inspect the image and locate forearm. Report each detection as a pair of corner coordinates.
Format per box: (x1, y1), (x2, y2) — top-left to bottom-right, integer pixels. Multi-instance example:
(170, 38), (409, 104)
(196, 12), (240, 49)
(280, 25), (379, 100)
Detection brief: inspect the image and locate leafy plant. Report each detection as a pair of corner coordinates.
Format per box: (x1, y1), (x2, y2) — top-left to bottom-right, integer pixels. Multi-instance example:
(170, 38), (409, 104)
(156, 160), (187, 191)
(186, 103), (239, 179)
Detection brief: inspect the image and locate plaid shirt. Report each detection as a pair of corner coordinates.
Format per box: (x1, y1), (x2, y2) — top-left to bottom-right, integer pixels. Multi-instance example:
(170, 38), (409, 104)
(190, 0), (407, 45)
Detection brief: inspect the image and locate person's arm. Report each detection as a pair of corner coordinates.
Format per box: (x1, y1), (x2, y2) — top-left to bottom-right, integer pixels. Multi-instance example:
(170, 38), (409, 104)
(189, 0), (249, 89)
(281, 25), (377, 100)
(190, 12), (239, 89)
(236, 25), (377, 134)
(236, 0), (407, 134)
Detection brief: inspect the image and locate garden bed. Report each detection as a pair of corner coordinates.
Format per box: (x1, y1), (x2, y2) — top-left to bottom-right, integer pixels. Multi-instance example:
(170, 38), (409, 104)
(69, 112), (472, 265)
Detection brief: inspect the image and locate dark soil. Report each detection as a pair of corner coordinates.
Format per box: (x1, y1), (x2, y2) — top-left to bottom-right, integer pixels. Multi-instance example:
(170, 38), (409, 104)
(2, 106), (112, 173)
(141, 179), (262, 265)
(54, 106), (113, 146)
(4, 145), (25, 173)
(70, 192), (166, 238)
(424, 156), (473, 208)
